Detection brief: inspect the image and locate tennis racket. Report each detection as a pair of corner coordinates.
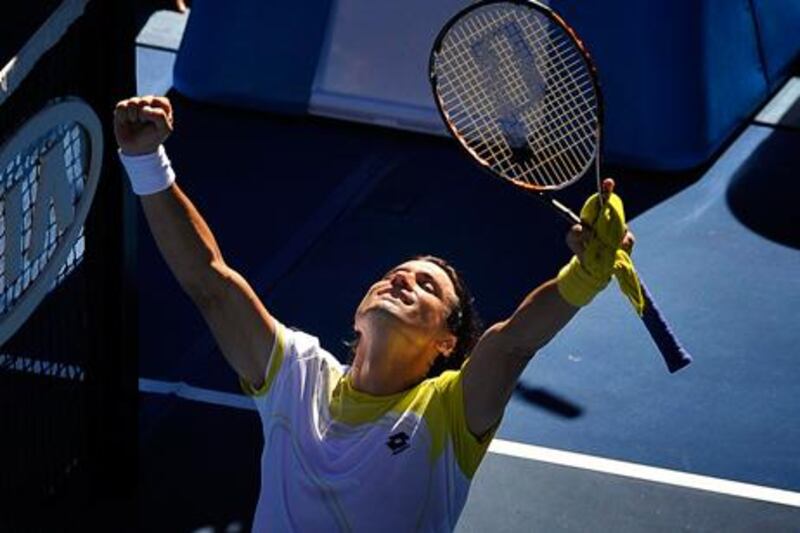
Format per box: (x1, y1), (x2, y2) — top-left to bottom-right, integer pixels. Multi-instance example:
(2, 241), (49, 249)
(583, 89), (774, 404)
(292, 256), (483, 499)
(429, 0), (692, 373)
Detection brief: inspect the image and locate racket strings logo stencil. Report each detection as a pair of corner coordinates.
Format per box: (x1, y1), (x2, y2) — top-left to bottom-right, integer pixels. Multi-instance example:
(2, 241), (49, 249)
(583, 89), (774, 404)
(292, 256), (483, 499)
(0, 98), (103, 347)
(469, 20), (545, 165)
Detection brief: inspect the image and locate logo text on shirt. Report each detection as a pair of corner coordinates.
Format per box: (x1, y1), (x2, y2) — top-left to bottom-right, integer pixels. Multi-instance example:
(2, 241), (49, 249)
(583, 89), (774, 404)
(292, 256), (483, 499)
(386, 432), (410, 455)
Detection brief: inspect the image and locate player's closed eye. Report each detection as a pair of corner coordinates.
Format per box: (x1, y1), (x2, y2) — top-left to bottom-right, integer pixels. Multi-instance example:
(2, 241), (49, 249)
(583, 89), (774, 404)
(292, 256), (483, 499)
(419, 277), (439, 296)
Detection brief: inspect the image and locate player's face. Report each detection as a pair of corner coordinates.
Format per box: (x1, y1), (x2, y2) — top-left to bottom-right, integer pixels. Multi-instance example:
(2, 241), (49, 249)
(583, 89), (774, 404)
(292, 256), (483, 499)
(355, 259), (460, 340)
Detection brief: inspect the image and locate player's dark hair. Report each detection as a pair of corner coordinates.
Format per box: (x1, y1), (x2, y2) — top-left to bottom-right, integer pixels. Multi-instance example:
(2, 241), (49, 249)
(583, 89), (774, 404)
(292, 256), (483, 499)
(346, 255), (483, 379)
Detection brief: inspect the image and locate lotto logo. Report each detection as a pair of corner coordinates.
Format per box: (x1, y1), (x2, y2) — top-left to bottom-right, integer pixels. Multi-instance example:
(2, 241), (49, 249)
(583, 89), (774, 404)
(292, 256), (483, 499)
(386, 432), (410, 455)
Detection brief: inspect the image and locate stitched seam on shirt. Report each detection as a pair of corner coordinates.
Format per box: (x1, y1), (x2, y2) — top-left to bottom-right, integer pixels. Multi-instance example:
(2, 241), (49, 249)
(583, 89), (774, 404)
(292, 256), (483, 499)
(269, 415), (352, 532)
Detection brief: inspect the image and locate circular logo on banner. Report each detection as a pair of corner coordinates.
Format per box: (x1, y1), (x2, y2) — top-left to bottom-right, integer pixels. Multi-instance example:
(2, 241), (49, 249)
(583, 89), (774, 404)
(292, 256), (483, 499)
(0, 98), (103, 347)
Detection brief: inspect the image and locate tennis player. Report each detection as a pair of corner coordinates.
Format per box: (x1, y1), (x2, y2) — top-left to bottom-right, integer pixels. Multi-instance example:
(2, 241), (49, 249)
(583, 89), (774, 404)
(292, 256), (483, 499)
(115, 95), (635, 532)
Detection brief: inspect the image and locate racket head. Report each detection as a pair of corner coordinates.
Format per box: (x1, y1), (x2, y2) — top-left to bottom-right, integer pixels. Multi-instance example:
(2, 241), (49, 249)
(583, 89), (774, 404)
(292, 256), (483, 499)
(430, 0), (603, 192)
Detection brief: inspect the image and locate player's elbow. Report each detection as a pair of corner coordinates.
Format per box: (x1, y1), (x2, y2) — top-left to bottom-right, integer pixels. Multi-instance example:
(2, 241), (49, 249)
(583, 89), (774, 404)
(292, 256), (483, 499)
(181, 260), (230, 309)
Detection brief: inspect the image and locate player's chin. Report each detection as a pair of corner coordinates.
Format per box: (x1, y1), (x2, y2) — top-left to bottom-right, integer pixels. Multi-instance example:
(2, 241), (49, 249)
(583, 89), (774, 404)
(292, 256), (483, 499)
(361, 299), (404, 319)
(359, 300), (421, 329)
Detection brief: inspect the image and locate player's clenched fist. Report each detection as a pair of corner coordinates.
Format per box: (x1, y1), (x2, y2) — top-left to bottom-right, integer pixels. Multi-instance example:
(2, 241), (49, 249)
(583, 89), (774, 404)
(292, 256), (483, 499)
(114, 96), (173, 156)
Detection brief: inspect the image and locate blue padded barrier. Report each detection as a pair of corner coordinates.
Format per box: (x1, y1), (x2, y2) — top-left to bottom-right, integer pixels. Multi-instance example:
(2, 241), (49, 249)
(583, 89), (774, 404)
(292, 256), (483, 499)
(751, 0), (800, 87)
(173, 0), (333, 113)
(172, 0), (799, 171)
(552, 0), (768, 170)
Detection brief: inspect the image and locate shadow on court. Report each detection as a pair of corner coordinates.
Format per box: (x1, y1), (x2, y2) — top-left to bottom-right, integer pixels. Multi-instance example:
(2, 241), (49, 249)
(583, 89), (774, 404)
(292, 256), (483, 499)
(726, 128), (800, 249)
(513, 383), (584, 419)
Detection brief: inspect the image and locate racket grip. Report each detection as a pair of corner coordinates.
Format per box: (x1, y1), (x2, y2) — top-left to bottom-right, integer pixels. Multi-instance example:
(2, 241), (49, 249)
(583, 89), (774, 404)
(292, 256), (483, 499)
(639, 282), (692, 373)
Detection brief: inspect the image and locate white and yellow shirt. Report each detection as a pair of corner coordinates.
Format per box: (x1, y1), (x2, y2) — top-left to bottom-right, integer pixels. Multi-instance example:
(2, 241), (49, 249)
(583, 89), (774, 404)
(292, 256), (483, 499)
(242, 321), (498, 532)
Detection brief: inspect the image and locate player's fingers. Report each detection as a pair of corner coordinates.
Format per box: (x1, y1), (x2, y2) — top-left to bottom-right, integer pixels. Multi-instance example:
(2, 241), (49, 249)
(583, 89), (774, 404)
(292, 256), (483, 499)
(577, 223), (595, 245)
(621, 230), (635, 254)
(126, 101), (141, 123)
(141, 95), (172, 115)
(140, 105), (165, 119)
(113, 101), (130, 125)
(141, 106), (173, 133)
(566, 224), (586, 255)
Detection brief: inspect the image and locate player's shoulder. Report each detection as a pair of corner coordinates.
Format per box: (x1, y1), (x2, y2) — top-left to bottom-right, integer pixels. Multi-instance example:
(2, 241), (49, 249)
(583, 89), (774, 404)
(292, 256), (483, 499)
(429, 368), (464, 398)
(242, 323), (344, 399)
(282, 325), (343, 370)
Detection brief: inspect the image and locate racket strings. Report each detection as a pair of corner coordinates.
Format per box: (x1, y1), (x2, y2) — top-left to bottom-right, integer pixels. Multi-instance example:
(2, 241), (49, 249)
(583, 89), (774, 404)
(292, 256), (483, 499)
(437, 22), (509, 165)
(0, 123), (86, 314)
(433, 4), (598, 189)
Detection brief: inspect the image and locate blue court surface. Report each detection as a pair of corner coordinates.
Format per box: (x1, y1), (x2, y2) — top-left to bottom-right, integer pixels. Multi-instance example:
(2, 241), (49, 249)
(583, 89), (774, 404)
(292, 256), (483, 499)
(136, 10), (800, 532)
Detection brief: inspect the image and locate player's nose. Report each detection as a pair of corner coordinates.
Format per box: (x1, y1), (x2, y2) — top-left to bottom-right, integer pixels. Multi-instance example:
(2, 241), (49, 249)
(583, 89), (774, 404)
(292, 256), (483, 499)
(390, 271), (412, 291)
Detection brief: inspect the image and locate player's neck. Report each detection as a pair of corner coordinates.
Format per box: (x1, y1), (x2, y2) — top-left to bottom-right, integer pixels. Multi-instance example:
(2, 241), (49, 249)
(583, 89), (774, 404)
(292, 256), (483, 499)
(349, 331), (428, 396)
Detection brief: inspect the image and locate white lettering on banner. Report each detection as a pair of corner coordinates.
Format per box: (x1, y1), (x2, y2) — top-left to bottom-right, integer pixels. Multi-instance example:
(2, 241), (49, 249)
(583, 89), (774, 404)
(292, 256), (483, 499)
(0, 98), (102, 346)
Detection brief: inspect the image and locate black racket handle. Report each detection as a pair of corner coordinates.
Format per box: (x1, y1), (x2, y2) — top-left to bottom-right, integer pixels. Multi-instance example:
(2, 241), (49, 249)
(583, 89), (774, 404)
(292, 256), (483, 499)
(639, 281), (692, 373)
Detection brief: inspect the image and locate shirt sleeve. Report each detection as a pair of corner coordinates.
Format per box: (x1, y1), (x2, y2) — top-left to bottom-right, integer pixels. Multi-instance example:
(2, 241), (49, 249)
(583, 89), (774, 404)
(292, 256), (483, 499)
(435, 366), (502, 479)
(239, 320), (287, 398)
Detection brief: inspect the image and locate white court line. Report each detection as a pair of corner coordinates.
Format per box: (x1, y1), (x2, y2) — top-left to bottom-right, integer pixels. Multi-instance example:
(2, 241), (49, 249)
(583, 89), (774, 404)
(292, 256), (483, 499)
(490, 438), (800, 508)
(139, 378), (255, 411)
(139, 378), (800, 508)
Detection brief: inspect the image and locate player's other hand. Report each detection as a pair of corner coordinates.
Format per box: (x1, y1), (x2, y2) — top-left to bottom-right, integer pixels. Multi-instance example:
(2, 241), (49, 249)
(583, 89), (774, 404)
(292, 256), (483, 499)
(114, 96), (174, 156)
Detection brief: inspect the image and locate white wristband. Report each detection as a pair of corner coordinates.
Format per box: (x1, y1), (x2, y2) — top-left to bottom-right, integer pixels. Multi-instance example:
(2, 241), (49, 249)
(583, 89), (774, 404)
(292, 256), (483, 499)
(118, 145), (176, 196)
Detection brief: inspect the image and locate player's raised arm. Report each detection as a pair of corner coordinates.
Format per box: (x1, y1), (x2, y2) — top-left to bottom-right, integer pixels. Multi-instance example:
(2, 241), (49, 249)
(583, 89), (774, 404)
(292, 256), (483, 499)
(460, 189), (637, 438)
(114, 96), (276, 390)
